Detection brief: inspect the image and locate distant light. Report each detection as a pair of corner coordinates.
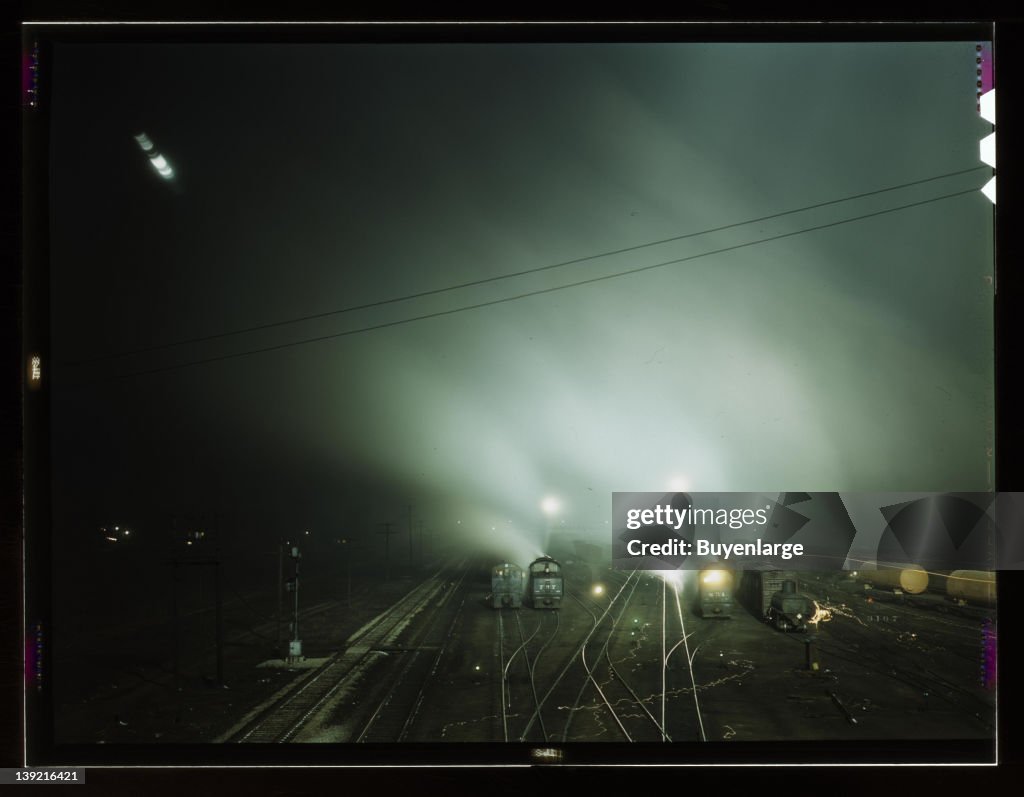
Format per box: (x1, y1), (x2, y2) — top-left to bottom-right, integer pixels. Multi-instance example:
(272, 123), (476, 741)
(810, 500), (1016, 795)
(305, 530), (310, 536)
(135, 132), (175, 179)
(186, 540), (193, 546)
(702, 570), (725, 585)
(474, 665), (481, 671)
(592, 584), (605, 596)
(669, 475), (690, 491)
(105, 536), (118, 543)
(541, 497), (560, 515)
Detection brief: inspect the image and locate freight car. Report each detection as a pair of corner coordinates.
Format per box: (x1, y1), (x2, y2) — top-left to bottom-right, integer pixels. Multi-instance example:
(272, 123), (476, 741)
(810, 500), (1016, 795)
(697, 565), (734, 618)
(491, 563), (525, 608)
(946, 570), (996, 606)
(528, 556), (563, 609)
(855, 565), (929, 595)
(740, 565), (814, 632)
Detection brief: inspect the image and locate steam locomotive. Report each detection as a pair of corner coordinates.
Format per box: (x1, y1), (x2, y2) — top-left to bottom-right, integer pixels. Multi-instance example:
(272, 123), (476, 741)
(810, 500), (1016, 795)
(740, 565), (815, 632)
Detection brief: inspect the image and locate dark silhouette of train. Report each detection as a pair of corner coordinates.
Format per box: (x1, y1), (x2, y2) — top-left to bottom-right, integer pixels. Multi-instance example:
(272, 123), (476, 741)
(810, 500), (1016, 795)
(490, 556), (564, 609)
(528, 556), (563, 609)
(739, 564), (816, 632)
(491, 563), (525, 608)
(697, 565), (735, 617)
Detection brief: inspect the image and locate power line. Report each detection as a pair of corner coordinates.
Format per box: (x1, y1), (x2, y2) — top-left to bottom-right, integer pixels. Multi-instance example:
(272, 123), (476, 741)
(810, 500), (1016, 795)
(67, 184), (981, 388)
(67, 165), (988, 366)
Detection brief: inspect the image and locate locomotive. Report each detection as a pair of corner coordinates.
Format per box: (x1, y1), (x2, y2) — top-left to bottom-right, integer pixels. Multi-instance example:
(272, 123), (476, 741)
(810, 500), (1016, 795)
(740, 565), (815, 632)
(491, 563), (525, 608)
(528, 556), (563, 609)
(697, 565), (734, 618)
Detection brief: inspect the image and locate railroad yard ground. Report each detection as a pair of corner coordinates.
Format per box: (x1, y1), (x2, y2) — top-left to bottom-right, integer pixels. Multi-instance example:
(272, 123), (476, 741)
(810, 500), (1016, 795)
(52, 556), (996, 760)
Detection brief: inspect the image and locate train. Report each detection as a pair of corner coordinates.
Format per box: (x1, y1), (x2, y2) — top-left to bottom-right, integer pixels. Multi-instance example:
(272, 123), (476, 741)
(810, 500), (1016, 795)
(945, 570), (995, 606)
(697, 565), (735, 618)
(528, 556), (563, 609)
(491, 563), (525, 608)
(853, 567), (995, 607)
(854, 565), (929, 594)
(739, 565), (815, 632)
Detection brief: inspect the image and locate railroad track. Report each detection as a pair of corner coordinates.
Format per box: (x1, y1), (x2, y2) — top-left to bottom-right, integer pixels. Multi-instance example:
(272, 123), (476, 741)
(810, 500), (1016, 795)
(497, 609), (558, 742)
(228, 569), (454, 743)
(354, 569), (471, 742)
(512, 570), (646, 742)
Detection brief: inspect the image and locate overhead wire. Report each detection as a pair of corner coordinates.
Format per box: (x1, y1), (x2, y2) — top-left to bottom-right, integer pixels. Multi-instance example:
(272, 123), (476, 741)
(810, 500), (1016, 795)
(66, 165), (988, 367)
(61, 179), (986, 388)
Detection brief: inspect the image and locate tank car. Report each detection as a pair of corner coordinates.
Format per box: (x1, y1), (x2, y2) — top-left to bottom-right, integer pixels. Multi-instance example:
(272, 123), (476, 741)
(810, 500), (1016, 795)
(697, 565), (734, 618)
(528, 556), (563, 609)
(855, 565), (929, 595)
(491, 563), (525, 608)
(946, 570), (996, 606)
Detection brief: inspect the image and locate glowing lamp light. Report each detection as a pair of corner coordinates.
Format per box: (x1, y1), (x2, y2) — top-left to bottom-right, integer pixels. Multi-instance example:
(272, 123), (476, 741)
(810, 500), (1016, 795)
(669, 475), (690, 491)
(135, 132), (175, 180)
(702, 570), (724, 585)
(592, 584), (605, 596)
(541, 496), (560, 515)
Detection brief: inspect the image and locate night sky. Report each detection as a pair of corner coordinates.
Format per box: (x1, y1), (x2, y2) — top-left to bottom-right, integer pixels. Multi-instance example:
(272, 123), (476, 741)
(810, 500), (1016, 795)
(47, 40), (994, 566)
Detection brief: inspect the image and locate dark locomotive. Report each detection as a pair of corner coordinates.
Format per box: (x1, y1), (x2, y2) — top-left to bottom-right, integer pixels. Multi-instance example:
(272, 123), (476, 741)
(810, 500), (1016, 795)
(528, 556), (563, 609)
(740, 564), (816, 632)
(697, 565), (735, 618)
(491, 563), (525, 608)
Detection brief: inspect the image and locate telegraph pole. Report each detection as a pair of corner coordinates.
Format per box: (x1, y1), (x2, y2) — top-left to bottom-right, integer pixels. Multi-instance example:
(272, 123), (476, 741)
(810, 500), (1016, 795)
(287, 545), (302, 662)
(276, 541), (283, 656)
(407, 504), (413, 567)
(378, 522), (397, 582)
(418, 519), (425, 567)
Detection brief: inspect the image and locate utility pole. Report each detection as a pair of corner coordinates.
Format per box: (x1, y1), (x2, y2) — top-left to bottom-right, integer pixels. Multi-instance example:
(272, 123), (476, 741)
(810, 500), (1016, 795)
(339, 537), (353, 608)
(418, 519), (424, 567)
(378, 522), (397, 582)
(287, 545), (302, 662)
(276, 541), (283, 657)
(214, 559), (224, 685)
(407, 504), (413, 568)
